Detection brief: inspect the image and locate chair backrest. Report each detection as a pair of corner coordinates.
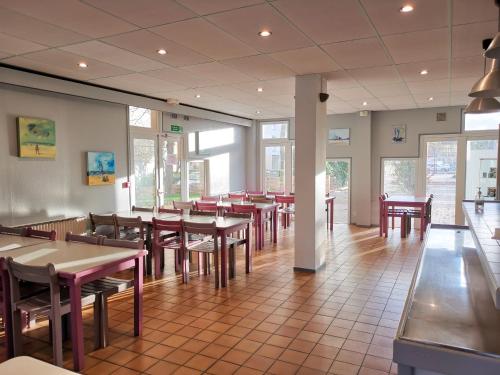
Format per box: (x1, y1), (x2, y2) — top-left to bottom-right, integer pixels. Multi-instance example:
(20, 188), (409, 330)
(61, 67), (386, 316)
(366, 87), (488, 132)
(246, 190), (263, 195)
(6, 257), (61, 314)
(231, 203), (257, 216)
(222, 196), (243, 202)
(115, 215), (144, 238)
(132, 205), (154, 213)
(195, 201), (218, 212)
(26, 227), (56, 240)
(201, 195), (220, 201)
(224, 212), (252, 220)
(102, 238), (144, 249)
(250, 197), (274, 204)
(182, 220), (217, 236)
(228, 193), (247, 200)
(65, 232), (102, 245)
(89, 213), (117, 239)
(248, 194), (266, 200)
(266, 191), (284, 197)
(152, 218), (182, 245)
(173, 201), (194, 211)
(275, 195), (295, 205)
(190, 210), (217, 217)
(0, 226), (28, 236)
(158, 207), (182, 215)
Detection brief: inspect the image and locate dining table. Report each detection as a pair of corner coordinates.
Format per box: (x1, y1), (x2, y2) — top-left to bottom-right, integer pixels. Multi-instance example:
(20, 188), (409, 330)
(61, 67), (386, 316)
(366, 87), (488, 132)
(0, 237), (146, 372)
(380, 195), (428, 240)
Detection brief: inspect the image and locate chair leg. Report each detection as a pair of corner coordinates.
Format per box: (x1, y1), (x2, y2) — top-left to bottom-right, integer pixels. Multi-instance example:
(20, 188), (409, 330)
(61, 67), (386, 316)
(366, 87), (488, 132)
(92, 298), (101, 350)
(51, 314), (64, 367)
(213, 251), (219, 289)
(182, 250), (189, 284)
(99, 296), (109, 348)
(229, 246), (235, 279)
(11, 309), (23, 357)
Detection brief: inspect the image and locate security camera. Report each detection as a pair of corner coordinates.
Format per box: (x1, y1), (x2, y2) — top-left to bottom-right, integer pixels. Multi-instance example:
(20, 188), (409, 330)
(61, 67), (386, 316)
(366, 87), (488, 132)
(319, 93), (329, 102)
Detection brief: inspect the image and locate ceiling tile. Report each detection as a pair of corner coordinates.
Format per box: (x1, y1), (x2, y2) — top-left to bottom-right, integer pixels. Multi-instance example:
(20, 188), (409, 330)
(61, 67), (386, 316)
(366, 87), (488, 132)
(270, 46), (339, 74)
(0, 8), (89, 47)
(413, 92), (449, 105)
(11, 49), (132, 79)
(81, 0), (196, 27)
(273, 0), (374, 44)
(451, 56), (485, 79)
(361, 0), (447, 35)
(0, 51), (10, 59)
(267, 94), (295, 106)
(348, 65), (401, 86)
(151, 18), (257, 60)
(200, 85), (257, 102)
(177, 0), (264, 15)
(332, 87), (373, 101)
(452, 22), (497, 58)
(453, 0), (498, 25)
(322, 38), (391, 69)
(61, 41), (165, 72)
(324, 70), (360, 89)
(450, 76), (478, 92)
(0, 0), (137, 38)
(221, 54), (294, 80)
(383, 28), (448, 64)
(143, 66), (216, 88)
(207, 3), (313, 53)
(345, 97), (385, 111)
(397, 59), (449, 82)
(366, 82), (411, 98)
(181, 62), (255, 85)
(91, 73), (186, 94)
(0, 32), (46, 55)
(327, 100), (357, 114)
(379, 95), (416, 108)
(406, 78), (450, 94)
(102, 30), (210, 67)
(237, 77), (295, 96)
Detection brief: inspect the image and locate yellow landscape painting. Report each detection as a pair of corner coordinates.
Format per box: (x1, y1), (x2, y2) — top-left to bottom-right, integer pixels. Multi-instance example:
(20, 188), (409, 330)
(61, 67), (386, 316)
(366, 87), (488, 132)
(17, 117), (56, 159)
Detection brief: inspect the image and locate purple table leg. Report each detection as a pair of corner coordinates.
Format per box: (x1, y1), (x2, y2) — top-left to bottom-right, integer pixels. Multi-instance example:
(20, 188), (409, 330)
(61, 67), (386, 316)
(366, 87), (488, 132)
(69, 280), (84, 371)
(134, 256), (143, 337)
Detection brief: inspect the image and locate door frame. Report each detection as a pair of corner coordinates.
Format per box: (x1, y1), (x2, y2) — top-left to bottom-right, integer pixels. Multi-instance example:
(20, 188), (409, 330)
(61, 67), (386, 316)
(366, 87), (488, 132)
(326, 157), (351, 224)
(260, 140), (294, 194)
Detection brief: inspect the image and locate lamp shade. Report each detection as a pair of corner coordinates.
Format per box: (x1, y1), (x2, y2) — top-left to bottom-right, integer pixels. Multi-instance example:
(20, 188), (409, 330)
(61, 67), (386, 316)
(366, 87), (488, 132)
(469, 59), (500, 97)
(464, 97), (500, 113)
(485, 33), (500, 59)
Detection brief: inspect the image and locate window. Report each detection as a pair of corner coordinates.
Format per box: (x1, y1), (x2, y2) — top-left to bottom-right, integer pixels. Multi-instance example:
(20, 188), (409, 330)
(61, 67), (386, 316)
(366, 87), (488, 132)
(466, 139), (498, 199)
(382, 159), (418, 196)
(264, 145), (285, 192)
(326, 159), (351, 223)
(261, 121), (288, 139)
(132, 138), (156, 207)
(464, 112), (500, 131)
(129, 106), (153, 128)
(199, 128), (234, 150)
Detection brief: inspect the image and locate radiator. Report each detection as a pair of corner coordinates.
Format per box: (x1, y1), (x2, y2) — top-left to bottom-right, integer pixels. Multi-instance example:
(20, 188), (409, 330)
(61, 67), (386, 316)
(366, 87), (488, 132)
(28, 217), (88, 240)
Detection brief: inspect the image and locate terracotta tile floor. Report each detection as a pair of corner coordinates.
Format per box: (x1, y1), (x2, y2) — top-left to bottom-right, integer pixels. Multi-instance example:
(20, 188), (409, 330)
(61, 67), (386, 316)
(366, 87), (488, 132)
(0, 224), (421, 374)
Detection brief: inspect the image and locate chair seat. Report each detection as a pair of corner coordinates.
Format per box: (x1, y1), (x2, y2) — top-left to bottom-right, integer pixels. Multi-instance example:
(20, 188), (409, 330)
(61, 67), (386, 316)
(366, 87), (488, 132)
(82, 277), (132, 298)
(226, 237), (246, 247)
(279, 207), (295, 214)
(187, 240), (217, 253)
(157, 236), (183, 250)
(16, 288), (96, 316)
(119, 229), (141, 241)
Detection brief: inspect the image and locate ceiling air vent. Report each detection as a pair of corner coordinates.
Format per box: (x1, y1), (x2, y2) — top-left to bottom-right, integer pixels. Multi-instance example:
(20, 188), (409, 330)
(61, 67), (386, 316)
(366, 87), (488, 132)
(183, 115), (190, 121)
(436, 112), (446, 121)
(170, 113), (178, 119)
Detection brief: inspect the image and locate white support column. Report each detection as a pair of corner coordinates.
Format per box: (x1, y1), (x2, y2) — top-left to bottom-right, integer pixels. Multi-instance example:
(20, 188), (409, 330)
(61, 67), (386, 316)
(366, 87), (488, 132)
(294, 74), (327, 271)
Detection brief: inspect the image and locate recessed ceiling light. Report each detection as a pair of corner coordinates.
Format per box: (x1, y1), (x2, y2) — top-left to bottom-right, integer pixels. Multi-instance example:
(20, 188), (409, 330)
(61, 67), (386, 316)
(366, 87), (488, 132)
(420, 69), (428, 75)
(362, 101), (368, 106)
(257, 87), (263, 92)
(78, 62), (88, 68)
(157, 49), (167, 55)
(428, 97), (434, 101)
(400, 4), (414, 13)
(258, 30), (272, 37)
(256, 110), (261, 114)
(195, 94), (201, 98)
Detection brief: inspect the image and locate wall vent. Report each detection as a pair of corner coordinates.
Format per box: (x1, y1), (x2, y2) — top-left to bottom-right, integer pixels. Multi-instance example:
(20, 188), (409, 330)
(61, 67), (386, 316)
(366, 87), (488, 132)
(170, 113), (178, 119)
(183, 115), (190, 121)
(436, 112), (446, 121)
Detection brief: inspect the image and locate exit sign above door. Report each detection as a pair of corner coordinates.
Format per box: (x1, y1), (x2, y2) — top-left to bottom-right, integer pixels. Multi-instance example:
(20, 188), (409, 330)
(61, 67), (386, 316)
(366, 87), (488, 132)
(169, 124), (183, 133)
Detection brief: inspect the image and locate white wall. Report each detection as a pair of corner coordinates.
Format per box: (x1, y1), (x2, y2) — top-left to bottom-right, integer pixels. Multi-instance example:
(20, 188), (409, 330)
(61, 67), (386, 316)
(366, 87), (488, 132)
(0, 83), (129, 225)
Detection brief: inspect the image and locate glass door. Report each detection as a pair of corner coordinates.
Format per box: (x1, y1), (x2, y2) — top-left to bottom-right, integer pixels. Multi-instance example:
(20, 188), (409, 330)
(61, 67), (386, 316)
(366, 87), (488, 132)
(326, 159), (351, 223)
(466, 139), (498, 199)
(422, 137), (458, 224)
(188, 160), (207, 200)
(263, 144), (286, 193)
(159, 135), (183, 206)
(131, 136), (157, 207)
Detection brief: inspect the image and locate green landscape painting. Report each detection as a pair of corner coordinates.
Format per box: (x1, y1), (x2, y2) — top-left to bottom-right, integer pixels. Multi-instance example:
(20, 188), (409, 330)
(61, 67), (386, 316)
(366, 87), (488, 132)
(17, 117), (56, 159)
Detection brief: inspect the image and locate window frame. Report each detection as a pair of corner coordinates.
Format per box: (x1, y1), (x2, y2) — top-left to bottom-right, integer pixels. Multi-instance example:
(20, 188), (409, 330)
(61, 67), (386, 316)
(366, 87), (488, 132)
(260, 120), (290, 140)
(380, 157), (420, 197)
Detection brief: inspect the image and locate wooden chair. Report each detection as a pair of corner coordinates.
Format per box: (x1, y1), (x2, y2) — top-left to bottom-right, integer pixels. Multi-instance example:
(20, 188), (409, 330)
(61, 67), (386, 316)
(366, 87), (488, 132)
(152, 218), (184, 279)
(195, 201), (218, 213)
(250, 197), (274, 203)
(246, 190), (263, 195)
(173, 201), (194, 213)
(26, 228), (56, 240)
(89, 213), (117, 239)
(190, 210), (217, 217)
(232, 204), (258, 249)
(158, 207), (182, 215)
(379, 195), (409, 238)
(131, 205), (154, 213)
(0, 226), (27, 236)
(6, 257), (99, 366)
(200, 195), (220, 201)
(81, 238), (143, 348)
(182, 221), (219, 287)
(65, 232), (103, 245)
(222, 196), (243, 202)
(223, 212), (251, 278)
(276, 195), (295, 229)
(114, 215), (144, 241)
(406, 195), (434, 234)
(266, 191), (284, 197)
(228, 193), (247, 201)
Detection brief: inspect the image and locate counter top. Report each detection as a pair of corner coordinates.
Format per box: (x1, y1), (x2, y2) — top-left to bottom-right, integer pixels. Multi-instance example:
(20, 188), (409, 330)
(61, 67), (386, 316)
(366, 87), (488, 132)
(394, 225), (500, 375)
(463, 201), (500, 309)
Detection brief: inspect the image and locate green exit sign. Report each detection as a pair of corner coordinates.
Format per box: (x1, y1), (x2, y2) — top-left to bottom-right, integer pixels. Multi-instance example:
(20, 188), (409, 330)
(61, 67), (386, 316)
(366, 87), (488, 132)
(169, 124), (183, 133)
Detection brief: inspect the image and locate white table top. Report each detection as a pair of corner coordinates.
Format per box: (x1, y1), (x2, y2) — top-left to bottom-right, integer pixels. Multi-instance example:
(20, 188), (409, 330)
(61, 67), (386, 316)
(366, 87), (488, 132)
(0, 234), (49, 252)
(0, 356), (76, 374)
(0, 240), (143, 275)
(384, 195), (428, 204)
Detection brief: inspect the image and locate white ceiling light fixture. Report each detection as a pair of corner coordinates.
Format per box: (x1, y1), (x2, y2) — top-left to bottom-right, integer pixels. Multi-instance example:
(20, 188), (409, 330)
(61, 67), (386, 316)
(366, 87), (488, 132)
(78, 62), (88, 68)
(420, 69), (428, 76)
(256, 110), (261, 114)
(428, 97), (434, 101)
(362, 101), (368, 106)
(195, 94), (201, 98)
(257, 87), (263, 92)
(258, 30), (272, 37)
(400, 4), (414, 13)
(157, 49), (167, 55)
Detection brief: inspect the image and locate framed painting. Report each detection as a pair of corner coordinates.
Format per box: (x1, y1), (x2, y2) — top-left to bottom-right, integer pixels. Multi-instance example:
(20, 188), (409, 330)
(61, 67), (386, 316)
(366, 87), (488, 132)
(329, 128), (350, 145)
(17, 117), (56, 158)
(87, 151), (116, 186)
(392, 125), (406, 144)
